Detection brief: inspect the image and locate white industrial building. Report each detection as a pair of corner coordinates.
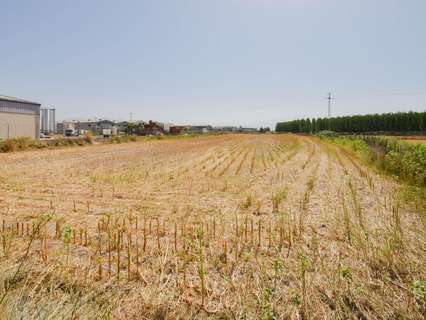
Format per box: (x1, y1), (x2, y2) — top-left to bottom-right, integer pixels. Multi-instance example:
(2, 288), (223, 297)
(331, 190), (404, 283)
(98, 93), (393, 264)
(0, 95), (41, 140)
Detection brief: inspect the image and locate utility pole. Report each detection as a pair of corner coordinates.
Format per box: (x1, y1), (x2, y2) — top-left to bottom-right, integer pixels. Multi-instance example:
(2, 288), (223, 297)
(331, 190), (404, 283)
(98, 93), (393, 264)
(326, 92), (333, 130)
(327, 92), (332, 119)
(129, 113), (135, 135)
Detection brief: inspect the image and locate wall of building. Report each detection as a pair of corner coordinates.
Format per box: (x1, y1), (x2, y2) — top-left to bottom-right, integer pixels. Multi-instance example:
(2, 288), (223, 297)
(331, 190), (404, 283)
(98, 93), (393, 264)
(57, 121), (116, 134)
(0, 112), (40, 140)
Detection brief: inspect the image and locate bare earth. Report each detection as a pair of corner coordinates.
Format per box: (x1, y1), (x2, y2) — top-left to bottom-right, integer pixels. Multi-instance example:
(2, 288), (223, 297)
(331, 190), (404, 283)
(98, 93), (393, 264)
(0, 134), (424, 319)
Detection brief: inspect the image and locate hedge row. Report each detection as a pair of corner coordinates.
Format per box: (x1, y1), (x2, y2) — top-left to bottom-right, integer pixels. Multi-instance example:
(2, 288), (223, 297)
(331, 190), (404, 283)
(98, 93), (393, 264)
(276, 111), (426, 133)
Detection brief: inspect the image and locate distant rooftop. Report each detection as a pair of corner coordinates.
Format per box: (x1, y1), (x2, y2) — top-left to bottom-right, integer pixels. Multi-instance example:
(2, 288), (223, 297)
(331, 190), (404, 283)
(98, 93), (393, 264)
(0, 94), (41, 106)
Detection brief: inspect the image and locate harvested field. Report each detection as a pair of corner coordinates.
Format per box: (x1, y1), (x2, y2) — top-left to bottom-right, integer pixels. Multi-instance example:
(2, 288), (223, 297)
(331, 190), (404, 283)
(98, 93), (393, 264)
(405, 139), (426, 145)
(0, 134), (425, 319)
(391, 135), (426, 144)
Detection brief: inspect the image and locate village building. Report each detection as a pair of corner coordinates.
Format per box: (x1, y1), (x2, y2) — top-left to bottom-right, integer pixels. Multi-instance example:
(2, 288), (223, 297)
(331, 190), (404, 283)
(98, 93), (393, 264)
(143, 120), (166, 135)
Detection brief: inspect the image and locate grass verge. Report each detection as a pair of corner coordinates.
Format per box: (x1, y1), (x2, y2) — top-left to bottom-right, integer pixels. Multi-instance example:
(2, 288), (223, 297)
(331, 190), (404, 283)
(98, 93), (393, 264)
(323, 135), (426, 220)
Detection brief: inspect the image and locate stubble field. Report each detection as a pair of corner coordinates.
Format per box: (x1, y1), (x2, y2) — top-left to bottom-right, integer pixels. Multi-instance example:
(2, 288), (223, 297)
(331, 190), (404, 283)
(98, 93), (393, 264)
(0, 134), (425, 319)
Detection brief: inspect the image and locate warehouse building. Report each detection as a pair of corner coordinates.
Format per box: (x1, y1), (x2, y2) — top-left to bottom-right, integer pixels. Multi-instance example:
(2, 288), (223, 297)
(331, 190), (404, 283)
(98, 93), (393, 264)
(57, 119), (117, 135)
(0, 95), (41, 140)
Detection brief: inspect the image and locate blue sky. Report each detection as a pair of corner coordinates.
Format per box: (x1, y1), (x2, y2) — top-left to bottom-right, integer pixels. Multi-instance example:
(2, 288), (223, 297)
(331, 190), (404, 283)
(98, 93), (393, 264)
(1, 0), (426, 128)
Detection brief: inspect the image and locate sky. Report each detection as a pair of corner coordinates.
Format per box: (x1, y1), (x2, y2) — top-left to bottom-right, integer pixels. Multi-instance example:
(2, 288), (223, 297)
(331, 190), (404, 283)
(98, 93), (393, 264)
(1, 0), (426, 128)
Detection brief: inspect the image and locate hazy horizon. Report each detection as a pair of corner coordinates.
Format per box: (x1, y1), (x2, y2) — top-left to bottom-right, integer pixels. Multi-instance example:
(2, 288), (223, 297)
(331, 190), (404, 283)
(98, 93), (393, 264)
(2, 0), (426, 128)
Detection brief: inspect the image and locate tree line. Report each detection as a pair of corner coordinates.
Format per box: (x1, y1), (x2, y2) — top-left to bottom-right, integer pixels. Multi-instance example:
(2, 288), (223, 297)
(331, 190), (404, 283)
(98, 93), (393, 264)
(275, 111), (426, 133)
